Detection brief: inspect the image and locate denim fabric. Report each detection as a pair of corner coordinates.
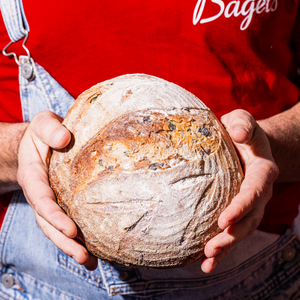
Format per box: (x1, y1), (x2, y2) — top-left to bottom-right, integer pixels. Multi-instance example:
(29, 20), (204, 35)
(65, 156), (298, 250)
(0, 0), (28, 42)
(0, 193), (122, 300)
(18, 57), (74, 120)
(1, 0), (300, 299)
(1, 193), (300, 300)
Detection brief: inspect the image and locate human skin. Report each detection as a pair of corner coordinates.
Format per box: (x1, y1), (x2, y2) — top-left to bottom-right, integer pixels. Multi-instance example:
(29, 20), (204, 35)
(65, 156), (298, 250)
(2, 103), (299, 272)
(201, 109), (280, 273)
(201, 102), (300, 272)
(0, 122), (28, 194)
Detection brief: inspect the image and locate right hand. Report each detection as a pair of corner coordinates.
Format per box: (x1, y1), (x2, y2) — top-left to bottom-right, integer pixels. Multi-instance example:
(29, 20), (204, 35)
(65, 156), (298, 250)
(17, 110), (98, 270)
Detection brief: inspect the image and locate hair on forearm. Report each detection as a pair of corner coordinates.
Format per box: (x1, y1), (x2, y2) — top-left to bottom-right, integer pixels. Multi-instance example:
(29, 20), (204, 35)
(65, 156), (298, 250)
(0, 122), (29, 194)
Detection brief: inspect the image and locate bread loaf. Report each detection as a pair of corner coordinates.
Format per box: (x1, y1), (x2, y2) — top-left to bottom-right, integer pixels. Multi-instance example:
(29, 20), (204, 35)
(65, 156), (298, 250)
(49, 74), (244, 268)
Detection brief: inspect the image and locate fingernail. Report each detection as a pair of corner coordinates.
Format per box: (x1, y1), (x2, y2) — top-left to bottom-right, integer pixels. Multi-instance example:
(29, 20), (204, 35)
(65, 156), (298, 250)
(53, 129), (67, 146)
(213, 248), (223, 256)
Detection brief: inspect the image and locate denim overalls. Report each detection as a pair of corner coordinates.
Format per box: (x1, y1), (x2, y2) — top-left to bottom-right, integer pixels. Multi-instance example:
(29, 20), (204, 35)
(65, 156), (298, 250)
(1, 1), (300, 299)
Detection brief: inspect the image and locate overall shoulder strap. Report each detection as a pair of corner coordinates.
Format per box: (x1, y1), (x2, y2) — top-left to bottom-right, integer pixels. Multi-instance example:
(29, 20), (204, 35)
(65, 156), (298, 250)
(0, 0), (29, 42)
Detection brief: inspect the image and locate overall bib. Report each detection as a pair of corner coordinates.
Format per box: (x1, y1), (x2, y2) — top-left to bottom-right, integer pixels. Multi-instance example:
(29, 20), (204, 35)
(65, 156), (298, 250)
(1, 1), (300, 299)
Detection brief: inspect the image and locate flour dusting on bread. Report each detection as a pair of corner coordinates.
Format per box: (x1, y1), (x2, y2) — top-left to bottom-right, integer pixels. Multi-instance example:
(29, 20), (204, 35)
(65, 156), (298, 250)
(49, 74), (243, 268)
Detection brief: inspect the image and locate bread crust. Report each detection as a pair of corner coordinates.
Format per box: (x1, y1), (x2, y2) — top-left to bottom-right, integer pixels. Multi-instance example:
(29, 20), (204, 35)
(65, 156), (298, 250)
(49, 74), (244, 268)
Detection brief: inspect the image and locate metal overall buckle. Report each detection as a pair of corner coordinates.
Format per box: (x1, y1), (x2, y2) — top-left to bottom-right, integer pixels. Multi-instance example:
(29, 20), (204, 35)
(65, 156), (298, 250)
(2, 30), (35, 82)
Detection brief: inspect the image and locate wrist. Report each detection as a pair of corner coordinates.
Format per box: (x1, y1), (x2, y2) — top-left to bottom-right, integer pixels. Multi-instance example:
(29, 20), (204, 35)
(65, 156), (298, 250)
(258, 106), (300, 182)
(0, 122), (29, 194)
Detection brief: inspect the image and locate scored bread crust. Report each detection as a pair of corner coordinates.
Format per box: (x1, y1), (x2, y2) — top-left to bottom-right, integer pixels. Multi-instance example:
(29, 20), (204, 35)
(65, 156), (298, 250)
(49, 74), (244, 268)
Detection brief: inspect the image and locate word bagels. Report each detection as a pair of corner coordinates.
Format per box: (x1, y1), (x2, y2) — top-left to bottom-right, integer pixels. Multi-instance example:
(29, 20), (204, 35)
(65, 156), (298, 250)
(193, 0), (278, 30)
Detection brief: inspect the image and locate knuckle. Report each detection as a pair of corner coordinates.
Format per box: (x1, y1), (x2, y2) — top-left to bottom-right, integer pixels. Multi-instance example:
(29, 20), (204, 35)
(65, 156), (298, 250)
(265, 159), (279, 179)
(30, 195), (47, 215)
(31, 111), (55, 126)
(249, 216), (261, 235)
(248, 209), (264, 236)
(251, 217), (260, 231)
(235, 109), (254, 122)
(30, 199), (39, 213)
(239, 187), (260, 212)
(271, 163), (280, 180)
(38, 118), (57, 137)
(254, 187), (269, 208)
(237, 200), (250, 219)
(229, 110), (257, 140)
(237, 110), (253, 123)
(34, 110), (56, 120)
(250, 188), (261, 206)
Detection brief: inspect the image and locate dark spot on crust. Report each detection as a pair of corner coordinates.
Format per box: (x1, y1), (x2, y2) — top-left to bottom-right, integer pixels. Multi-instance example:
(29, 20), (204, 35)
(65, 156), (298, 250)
(198, 127), (210, 137)
(169, 121), (177, 131)
(143, 116), (151, 122)
(90, 97), (98, 103)
(156, 163), (164, 167)
(149, 164), (158, 171)
(149, 162), (164, 171)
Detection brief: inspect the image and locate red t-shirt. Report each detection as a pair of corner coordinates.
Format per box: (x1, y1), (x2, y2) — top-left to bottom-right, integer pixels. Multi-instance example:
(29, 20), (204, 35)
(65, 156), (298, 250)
(0, 0), (299, 233)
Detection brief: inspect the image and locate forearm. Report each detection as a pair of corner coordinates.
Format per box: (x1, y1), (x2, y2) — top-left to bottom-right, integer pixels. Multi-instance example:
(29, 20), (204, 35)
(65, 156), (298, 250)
(258, 101), (300, 182)
(0, 122), (29, 194)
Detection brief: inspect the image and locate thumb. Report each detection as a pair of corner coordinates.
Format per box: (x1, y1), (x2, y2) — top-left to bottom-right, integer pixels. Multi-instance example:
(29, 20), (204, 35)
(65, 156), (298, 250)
(30, 111), (71, 149)
(220, 109), (257, 145)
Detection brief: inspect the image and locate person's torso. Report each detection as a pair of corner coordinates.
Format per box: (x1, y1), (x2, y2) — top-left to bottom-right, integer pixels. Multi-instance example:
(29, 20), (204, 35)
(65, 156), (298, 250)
(22, 0), (300, 120)
(0, 0), (299, 232)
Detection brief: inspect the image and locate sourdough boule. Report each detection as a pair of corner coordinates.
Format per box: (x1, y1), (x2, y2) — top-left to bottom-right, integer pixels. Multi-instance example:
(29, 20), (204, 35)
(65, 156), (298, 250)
(49, 74), (244, 268)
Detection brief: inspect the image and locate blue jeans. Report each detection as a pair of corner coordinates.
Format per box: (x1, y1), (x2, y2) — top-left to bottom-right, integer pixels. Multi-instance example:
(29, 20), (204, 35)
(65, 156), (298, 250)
(1, 0), (300, 299)
(0, 192), (300, 299)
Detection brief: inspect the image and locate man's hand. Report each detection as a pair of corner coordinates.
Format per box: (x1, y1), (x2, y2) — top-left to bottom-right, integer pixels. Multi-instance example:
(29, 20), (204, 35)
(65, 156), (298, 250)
(17, 111), (98, 270)
(201, 109), (279, 273)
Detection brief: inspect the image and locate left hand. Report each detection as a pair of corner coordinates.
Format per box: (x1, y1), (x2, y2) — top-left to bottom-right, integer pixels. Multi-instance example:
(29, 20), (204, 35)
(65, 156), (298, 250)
(201, 109), (279, 273)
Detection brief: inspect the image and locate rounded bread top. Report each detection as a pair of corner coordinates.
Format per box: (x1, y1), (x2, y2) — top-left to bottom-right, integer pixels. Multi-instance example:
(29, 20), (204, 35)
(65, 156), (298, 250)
(49, 74), (244, 268)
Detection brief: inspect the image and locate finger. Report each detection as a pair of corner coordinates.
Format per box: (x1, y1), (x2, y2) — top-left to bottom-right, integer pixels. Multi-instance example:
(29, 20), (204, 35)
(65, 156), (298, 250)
(218, 158), (277, 229)
(35, 212), (93, 266)
(221, 109), (256, 144)
(201, 245), (234, 273)
(20, 161), (77, 238)
(204, 203), (265, 261)
(31, 111), (71, 149)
